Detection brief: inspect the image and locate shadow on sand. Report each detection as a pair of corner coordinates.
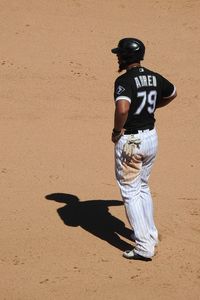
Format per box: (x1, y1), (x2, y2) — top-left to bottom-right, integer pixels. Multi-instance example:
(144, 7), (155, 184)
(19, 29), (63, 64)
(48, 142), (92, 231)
(45, 193), (133, 251)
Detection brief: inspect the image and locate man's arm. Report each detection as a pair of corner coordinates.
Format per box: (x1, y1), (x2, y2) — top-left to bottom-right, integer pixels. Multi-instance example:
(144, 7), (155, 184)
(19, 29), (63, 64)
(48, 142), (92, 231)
(112, 100), (130, 143)
(114, 100), (130, 130)
(156, 90), (177, 108)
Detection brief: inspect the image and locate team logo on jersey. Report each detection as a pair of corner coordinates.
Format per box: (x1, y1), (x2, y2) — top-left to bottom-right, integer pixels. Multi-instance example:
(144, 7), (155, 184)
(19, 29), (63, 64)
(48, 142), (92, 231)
(116, 85), (125, 95)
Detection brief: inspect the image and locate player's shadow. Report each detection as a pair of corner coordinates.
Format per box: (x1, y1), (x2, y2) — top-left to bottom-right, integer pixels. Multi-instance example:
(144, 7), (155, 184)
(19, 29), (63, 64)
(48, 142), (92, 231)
(45, 193), (133, 251)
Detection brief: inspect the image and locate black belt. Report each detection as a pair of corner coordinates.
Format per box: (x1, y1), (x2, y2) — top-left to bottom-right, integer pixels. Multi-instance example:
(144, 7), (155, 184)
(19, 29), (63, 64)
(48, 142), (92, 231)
(124, 126), (154, 135)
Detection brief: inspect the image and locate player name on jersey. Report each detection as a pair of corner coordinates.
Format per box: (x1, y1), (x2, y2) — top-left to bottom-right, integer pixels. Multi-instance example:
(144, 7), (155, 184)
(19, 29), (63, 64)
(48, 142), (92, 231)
(134, 75), (157, 89)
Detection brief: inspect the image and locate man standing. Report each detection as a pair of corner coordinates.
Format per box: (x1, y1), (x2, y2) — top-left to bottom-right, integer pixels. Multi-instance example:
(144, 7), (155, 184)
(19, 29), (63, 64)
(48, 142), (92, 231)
(111, 38), (177, 261)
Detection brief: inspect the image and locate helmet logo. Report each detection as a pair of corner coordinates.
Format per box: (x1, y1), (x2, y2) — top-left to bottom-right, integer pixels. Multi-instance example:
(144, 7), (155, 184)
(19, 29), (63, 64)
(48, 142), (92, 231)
(132, 42), (140, 51)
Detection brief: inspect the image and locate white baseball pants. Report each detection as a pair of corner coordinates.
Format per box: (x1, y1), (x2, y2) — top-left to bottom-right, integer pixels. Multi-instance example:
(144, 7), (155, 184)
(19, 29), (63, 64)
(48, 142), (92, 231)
(115, 128), (158, 258)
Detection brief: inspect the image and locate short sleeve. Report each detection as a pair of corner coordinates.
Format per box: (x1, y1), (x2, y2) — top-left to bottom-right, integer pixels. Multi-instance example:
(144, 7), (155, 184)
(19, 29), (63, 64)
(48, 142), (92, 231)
(114, 77), (132, 103)
(161, 76), (176, 98)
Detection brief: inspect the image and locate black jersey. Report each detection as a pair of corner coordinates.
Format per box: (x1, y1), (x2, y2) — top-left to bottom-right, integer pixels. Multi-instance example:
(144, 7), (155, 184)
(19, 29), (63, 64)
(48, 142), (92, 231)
(114, 67), (176, 131)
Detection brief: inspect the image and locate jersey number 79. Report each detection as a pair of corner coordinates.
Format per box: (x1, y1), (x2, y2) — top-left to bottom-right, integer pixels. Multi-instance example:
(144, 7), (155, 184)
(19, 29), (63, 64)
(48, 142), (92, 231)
(134, 90), (157, 115)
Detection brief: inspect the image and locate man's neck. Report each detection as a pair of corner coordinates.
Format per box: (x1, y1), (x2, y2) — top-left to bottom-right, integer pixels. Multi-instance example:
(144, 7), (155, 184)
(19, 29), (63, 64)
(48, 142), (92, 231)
(127, 63), (141, 70)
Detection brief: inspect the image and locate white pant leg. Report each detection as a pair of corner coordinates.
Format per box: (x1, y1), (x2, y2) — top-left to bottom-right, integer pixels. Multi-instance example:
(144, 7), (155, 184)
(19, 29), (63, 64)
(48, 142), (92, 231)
(140, 131), (158, 247)
(140, 182), (158, 247)
(115, 129), (158, 258)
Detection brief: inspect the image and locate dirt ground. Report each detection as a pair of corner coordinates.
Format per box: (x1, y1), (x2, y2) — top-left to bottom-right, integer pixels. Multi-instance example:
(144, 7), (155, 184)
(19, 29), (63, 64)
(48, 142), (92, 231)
(0, 0), (200, 299)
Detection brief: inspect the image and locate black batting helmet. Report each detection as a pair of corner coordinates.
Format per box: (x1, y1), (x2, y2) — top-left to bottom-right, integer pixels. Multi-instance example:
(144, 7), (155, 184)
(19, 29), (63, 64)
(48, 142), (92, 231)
(111, 38), (145, 68)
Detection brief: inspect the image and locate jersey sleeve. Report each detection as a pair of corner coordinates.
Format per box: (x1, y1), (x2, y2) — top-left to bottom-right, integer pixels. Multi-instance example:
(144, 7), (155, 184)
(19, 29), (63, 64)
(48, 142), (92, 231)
(161, 76), (176, 98)
(114, 77), (132, 103)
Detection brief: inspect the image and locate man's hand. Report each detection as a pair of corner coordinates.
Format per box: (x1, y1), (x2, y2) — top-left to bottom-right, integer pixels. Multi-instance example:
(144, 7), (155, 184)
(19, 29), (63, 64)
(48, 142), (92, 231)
(111, 128), (124, 143)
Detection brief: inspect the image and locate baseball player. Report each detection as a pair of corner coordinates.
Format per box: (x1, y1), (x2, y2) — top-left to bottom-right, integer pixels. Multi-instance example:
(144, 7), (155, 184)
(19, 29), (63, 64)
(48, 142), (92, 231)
(111, 38), (177, 261)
